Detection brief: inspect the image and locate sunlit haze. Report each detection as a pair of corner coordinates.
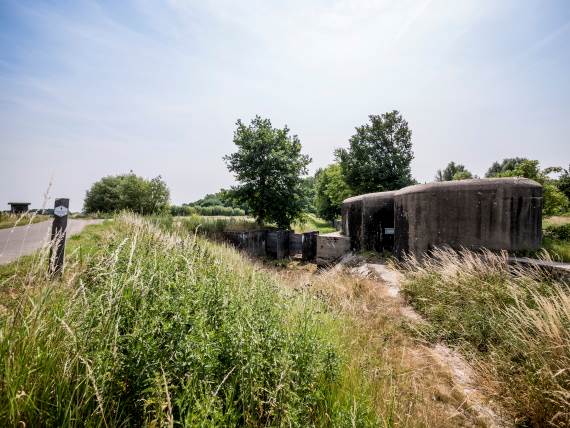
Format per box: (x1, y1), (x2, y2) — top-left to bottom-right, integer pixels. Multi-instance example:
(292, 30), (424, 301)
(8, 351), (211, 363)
(1, 0), (569, 211)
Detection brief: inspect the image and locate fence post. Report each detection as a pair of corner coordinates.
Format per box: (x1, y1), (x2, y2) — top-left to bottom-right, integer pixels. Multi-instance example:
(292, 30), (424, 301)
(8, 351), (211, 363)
(49, 198), (69, 276)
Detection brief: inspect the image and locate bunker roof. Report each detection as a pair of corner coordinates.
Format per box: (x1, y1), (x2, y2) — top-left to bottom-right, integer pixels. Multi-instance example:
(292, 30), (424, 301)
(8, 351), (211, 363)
(394, 177), (541, 196)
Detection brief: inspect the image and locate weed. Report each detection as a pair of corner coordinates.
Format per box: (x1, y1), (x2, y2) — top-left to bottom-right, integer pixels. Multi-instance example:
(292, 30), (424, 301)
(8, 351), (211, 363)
(398, 247), (570, 427)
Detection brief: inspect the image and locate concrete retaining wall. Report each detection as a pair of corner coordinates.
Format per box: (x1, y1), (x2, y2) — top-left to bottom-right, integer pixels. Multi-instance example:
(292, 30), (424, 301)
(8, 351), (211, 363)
(266, 230), (290, 259)
(223, 229), (320, 261)
(224, 230), (267, 257)
(316, 235), (351, 265)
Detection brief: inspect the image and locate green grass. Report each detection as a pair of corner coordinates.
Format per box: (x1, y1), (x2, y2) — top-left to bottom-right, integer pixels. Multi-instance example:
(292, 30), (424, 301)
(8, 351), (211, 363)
(0, 214), (378, 426)
(0, 213), (50, 230)
(293, 214), (336, 234)
(398, 248), (570, 427)
(0, 221), (111, 311)
(541, 218), (570, 262)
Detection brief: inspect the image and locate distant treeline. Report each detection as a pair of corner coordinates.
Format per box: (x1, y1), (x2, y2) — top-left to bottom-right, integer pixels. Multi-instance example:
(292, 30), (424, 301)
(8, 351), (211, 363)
(170, 205), (245, 216)
(172, 191), (247, 216)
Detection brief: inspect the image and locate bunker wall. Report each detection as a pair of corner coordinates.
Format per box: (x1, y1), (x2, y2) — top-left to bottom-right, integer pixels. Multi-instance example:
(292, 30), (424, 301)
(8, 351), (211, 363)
(341, 195), (362, 250)
(361, 191), (396, 252)
(394, 178), (542, 258)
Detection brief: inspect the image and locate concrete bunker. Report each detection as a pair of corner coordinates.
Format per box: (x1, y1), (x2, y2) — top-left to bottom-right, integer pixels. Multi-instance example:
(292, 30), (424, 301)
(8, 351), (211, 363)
(341, 191), (395, 252)
(393, 178), (542, 258)
(340, 178), (543, 259)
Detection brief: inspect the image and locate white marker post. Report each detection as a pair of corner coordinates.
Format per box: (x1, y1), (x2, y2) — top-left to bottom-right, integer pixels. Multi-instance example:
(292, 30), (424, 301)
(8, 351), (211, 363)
(49, 198), (69, 276)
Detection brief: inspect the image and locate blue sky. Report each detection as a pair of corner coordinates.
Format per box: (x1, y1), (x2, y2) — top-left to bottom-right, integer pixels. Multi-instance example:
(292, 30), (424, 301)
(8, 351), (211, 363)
(1, 0), (569, 211)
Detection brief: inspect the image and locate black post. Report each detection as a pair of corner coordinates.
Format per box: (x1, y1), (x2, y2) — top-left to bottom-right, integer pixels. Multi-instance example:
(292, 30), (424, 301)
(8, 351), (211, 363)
(49, 198), (69, 276)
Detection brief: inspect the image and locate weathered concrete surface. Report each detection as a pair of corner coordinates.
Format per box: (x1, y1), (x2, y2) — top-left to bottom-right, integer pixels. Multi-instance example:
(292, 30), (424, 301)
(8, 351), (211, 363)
(0, 219), (104, 265)
(266, 230), (290, 259)
(394, 178), (542, 258)
(224, 230), (267, 257)
(316, 234), (351, 265)
(508, 256), (570, 280)
(289, 232), (303, 255)
(341, 191), (396, 252)
(341, 195), (363, 250)
(361, 191), (396, 252)
(301, 231), (319, 261)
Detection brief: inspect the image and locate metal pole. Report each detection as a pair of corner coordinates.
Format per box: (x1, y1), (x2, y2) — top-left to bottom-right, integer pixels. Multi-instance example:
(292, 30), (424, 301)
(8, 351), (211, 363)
(49, 198), (69, 276)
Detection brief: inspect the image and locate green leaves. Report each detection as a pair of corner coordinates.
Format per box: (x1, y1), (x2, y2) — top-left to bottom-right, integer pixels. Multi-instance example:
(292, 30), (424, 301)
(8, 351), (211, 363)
(314, 164), (352, 221)
(336, 111), (414, 194)
(84, 173), (170, 215)
(224, 116), (312, 229)
(494, 159), (570, 215)
(435, 161), (473, 181)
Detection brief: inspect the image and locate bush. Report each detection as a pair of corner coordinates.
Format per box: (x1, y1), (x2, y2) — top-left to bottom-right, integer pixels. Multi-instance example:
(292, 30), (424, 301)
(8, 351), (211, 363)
(544, 223), (570, 241)
(0, 214), (376, 426)
(171, 205), (246, 217)
(84, 173), (169, 214)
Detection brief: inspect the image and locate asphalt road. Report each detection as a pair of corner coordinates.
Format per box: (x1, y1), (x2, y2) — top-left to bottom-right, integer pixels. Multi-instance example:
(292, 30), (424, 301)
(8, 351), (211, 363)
(0, 219), (103, 265)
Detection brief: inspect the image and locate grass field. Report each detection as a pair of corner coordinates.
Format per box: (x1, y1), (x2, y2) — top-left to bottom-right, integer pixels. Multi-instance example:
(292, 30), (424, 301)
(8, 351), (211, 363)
(398, 248), (570, 427)
(0, 212), (50, 230)
(0, 214), (380, 426)
(292, 214), (336, 234)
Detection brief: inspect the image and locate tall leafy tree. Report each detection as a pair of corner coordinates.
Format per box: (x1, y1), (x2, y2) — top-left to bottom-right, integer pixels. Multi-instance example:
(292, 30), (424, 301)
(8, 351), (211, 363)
(314, 164), (352, 221)
(495, 160), (569, 215)
(336, 111), (414, 194)
(435, 161), (473, 181)
(84, 173), (169, 214)
(556, 165), (570, 201)
(224, 116), (311, 228)
(485, 157), (528, 177)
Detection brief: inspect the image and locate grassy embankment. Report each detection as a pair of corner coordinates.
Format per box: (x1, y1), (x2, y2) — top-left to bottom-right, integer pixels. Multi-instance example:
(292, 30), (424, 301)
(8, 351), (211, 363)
(542, 215), (570, 262)
(398, 248), (570, 427)
(0, 212), (50, 230)
(0, 214), (381, 426)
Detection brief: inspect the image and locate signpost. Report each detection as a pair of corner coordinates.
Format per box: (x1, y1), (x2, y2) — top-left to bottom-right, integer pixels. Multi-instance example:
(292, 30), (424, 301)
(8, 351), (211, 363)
(49, 198), (69, 276)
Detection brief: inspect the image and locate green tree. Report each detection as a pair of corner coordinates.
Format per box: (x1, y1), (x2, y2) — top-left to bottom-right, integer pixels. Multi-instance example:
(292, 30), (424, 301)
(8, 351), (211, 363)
(224, 116), (311, 228)
(435, 161), (473, 181)
(84, 173), (169, 214)
(314, 164), (352, 222)
(485, 157), (528, 177)
(495, 160), (569, 215)
(336, 111), (414, 194)
(301, 176), (317, 214)
(556, 165), (570, 201)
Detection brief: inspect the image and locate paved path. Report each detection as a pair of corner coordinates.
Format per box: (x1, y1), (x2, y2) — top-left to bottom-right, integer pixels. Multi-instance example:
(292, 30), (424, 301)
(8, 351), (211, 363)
(0, 219), (103, 265)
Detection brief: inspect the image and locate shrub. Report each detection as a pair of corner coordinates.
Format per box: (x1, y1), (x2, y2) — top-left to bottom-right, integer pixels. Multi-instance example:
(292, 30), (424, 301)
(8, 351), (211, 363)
(544, 223), (570, 241)
(84, 173), (169, 214)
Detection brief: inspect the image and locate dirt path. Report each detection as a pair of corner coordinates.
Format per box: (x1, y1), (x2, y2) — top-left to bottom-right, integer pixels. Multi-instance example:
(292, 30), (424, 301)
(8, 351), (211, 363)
(0, 219), (103, 265)
(359, 262), (510, 427)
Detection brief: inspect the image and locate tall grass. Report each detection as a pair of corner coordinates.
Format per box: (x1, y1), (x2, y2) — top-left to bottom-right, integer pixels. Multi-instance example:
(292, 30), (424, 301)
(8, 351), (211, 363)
(0, 214), (377, 426)
(398, 248), (570, 427)
(542, 222), (570, 262)
(0, 212), (50, 229)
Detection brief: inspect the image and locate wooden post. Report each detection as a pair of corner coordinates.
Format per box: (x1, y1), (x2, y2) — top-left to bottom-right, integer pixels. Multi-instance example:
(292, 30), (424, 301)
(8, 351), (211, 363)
(49, 198), (69, 276)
